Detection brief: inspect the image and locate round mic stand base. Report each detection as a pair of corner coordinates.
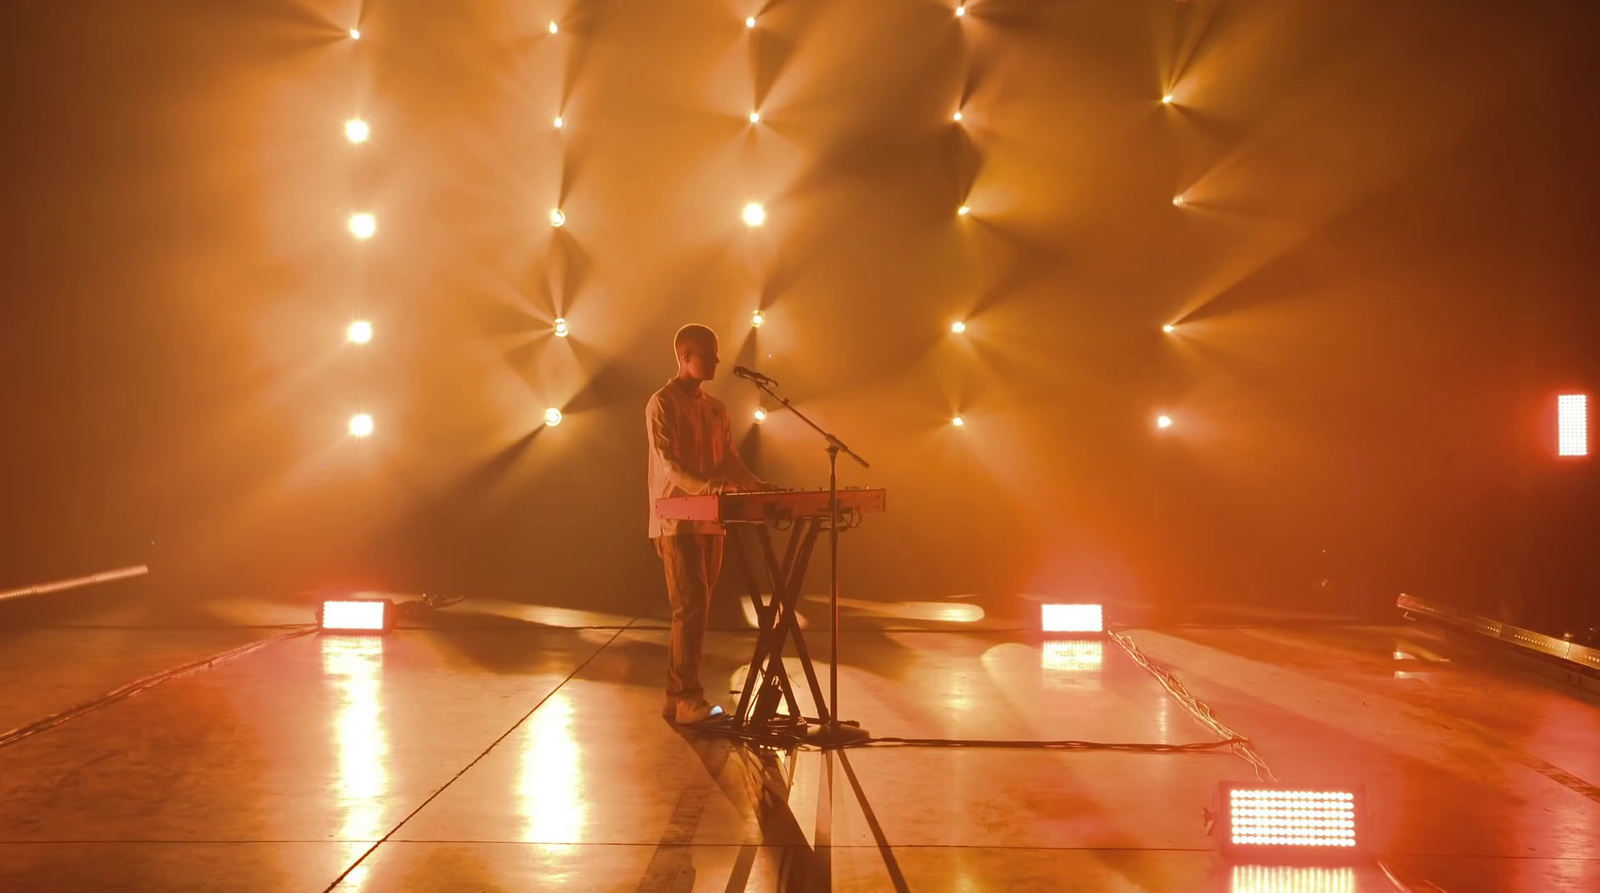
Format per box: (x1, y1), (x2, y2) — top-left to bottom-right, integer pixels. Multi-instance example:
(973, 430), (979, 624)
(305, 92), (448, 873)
(803, 719), (871, 748)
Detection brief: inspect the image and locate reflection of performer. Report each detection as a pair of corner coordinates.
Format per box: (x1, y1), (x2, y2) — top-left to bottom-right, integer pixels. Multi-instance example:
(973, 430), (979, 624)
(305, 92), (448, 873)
(647, 324), (772, 724)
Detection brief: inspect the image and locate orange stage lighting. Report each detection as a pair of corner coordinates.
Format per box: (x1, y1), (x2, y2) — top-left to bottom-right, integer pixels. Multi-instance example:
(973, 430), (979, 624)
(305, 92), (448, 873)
(348, 414), (374, 437)
(545, 408), (564, 427)
(348, 213), (376, 239)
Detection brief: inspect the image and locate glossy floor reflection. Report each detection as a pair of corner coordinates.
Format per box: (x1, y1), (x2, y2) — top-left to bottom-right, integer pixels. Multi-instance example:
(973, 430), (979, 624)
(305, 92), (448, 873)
(1, 615), (1597, 891)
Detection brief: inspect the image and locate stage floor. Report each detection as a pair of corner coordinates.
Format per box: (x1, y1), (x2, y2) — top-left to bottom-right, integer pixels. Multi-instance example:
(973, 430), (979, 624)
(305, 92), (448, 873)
(2, 606), (1598, 892)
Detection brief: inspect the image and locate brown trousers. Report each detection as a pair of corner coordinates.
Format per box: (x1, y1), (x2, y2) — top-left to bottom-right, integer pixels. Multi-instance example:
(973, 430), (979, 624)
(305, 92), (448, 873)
(654, 533), (725, 702)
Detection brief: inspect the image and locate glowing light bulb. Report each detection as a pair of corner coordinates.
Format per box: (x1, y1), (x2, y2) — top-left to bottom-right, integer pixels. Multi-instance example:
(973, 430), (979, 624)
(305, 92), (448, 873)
(1157, 415), (1173, 429)
(746, 16), (756, 28)
(553, 115), (565, 129)
(1172, 195), (1187, 207)
(348, 213), (376, 239)
(545, 407), (563, 427)
(742, 202), (766, 227)
(749, 110), (761, 124)
(347, 320), (373, 344)
(553, 318), (569, 337)
(753, 408), (768, 423)
(549, 208), (566, 227)
(349, 28), (361, 41)
(951, 320), (967, 334)
(1162, 93), (1174, 105)
(956, 4), (967, 16)
(958, 204), (970, 216)
(952, 415), (966, 427)
(349, 414), (374, 437)
(1162, 324), (1175, 333)
(752, 310), (765, 328)
(953, 110), (964, 122)
(345, 118), (369, 143)
(548, 21), (559, 34)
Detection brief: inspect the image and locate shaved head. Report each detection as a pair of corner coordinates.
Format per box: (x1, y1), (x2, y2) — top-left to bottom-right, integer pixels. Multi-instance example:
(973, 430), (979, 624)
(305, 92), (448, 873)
(673, 323), (717, 358)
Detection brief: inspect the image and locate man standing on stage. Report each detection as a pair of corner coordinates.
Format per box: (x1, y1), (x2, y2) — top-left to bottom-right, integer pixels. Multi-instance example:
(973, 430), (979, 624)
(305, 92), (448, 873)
(647, 324), (772, 724)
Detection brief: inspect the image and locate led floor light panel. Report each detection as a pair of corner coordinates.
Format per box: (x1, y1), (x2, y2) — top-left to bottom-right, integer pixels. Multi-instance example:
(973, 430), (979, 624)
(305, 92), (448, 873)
(1041, 603), (1104, 634)
(1219, 784), (1363, 861)
(319, 599), (393, 633)
(1558, 394), (1587, 457)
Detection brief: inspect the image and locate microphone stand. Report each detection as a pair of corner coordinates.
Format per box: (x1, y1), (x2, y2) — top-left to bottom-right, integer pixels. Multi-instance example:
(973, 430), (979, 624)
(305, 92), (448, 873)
(746, 375), (871, 747)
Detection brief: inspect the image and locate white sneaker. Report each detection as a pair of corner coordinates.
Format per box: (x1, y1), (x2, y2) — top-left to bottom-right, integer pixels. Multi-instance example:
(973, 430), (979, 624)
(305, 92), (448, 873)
(674, 698), (726, 724)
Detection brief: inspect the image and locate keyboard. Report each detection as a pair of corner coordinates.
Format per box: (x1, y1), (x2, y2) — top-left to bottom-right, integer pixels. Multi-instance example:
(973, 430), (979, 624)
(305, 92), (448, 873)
(656, 488), (887, 522)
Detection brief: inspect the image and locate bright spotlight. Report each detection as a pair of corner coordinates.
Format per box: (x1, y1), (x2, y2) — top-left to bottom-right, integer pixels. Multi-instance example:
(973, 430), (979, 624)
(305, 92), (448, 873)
(749, 110), (761, 124)
(553, 115), (565, 129)
(349, 28), (361, 41)
(318, 598), (391, 634)
(1216, 784), (1364, 859)
(549, 208), (566, 227)
(344, 119), (369, 143)
(951, 320), (967, 334)
(553, 318), (569, 338)
(751, 310), (765, 328)
(753, 408), (768, 423)
(1163, 324), (1176, 333)
(349, 414), (374, 437)
(544, 407), (563, 427)
(956, 4), (967, 16)
(746, 16), (757, 28)
(1173, 195), (1187, 208)
(952, 415), (966, 427)
(1162, 94), (1174, 105)
(548, 20), (559, 34)
(742, 202), (766, 227)
(348, 213), (376, 239)
(957, 204), (970, 216)
(1042, 603), (1103, 634)
(953, 110), (964, 122)
(1157, 415), (1173, 429)
(1559, 394), (1588, 457)
(347, 320), (373, 344)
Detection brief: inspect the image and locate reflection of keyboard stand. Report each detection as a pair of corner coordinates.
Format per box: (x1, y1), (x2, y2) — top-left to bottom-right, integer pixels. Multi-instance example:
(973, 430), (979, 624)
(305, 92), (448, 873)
(654, 488), (886, 734)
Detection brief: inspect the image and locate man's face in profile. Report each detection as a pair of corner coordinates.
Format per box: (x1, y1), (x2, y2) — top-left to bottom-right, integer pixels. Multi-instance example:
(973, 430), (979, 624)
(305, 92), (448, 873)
(682, 336), (719, 381)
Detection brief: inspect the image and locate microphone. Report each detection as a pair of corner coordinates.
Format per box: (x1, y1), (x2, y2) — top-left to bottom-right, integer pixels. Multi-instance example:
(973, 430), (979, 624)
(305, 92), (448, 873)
(733, 365), (779, 387)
